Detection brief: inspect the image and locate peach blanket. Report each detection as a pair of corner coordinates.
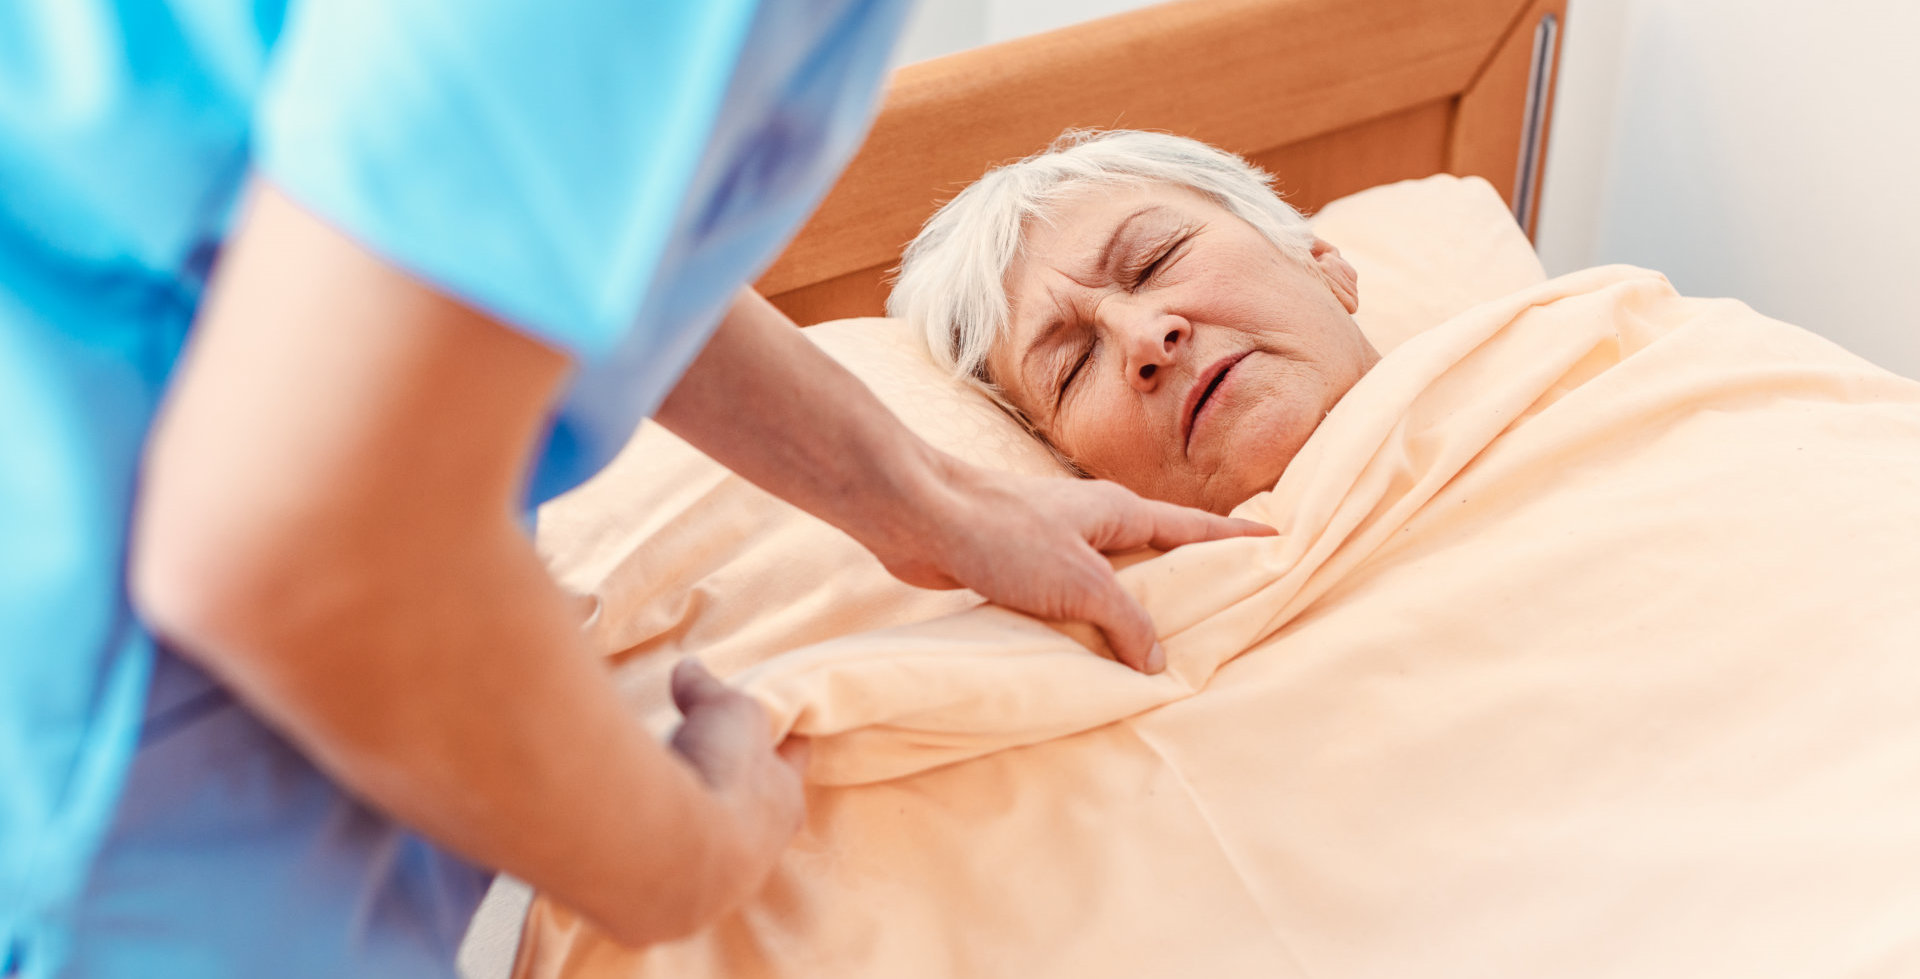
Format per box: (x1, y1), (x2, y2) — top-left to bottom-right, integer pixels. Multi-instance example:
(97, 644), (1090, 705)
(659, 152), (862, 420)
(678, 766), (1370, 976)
(521, 266), (1920, 977)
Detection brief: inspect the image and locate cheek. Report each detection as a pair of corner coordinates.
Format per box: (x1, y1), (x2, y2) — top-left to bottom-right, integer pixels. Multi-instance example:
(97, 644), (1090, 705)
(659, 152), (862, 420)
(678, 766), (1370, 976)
(1207, 364), (1328, 503)
(1053, 397), (1167, 488)
(1242, 391), (1321, 464)
(1183, 245), (1339, 337)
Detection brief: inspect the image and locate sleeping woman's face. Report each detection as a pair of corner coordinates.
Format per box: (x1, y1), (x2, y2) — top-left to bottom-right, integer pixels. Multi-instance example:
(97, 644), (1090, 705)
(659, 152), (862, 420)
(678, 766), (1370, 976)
(986, 181), (1378, 514)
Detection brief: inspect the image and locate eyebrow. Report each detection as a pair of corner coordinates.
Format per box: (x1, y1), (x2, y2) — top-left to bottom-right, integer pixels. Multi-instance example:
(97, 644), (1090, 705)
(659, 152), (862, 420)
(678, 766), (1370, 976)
(1090, 205), (1168, 279)
(1013, 204), (1170, 404)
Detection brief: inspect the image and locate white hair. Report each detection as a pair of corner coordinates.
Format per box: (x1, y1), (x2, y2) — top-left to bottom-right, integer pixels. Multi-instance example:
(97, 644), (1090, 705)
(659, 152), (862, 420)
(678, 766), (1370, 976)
(887, 129), (1317, 404)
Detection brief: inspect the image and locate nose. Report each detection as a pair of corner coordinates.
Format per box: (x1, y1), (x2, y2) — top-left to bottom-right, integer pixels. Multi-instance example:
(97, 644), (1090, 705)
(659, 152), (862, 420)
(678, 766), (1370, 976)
(1101, 297), (1190, 392)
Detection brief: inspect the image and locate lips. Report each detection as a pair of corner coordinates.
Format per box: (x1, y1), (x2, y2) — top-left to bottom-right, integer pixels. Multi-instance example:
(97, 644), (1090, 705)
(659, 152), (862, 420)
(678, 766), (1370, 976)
(1182, 352), (1248, 453)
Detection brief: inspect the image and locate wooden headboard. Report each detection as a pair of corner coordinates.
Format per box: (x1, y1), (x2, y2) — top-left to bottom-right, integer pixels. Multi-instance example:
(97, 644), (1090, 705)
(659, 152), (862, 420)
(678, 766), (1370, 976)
(756, 0), (1565, 326)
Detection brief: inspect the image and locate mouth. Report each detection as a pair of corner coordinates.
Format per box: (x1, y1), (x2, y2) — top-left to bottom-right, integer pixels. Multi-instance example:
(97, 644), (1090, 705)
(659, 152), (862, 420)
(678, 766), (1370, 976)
(1182, 352), (1248, 454)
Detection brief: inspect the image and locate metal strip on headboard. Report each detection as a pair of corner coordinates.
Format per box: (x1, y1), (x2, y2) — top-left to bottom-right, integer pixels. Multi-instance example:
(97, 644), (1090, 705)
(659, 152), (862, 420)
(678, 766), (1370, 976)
(1512, 11), (1560, 233)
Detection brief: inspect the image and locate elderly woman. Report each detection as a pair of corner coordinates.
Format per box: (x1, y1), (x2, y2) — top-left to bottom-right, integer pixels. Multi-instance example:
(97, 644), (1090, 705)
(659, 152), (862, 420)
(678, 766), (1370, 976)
(892, 130), (1379, 513)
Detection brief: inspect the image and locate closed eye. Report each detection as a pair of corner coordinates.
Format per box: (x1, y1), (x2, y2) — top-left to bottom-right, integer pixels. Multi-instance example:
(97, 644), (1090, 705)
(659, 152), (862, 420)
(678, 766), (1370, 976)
(1057, 339), (1096, 402)
(1133, 234), (1189, 286)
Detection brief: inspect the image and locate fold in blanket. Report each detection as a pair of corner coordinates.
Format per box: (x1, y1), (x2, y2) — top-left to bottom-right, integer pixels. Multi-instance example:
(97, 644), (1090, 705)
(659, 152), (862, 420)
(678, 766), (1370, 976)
(521, 266), (1920, 978)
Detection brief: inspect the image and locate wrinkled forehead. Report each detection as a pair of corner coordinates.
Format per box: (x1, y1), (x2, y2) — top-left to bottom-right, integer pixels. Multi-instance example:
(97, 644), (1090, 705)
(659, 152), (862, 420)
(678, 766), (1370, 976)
(1009, 180), (1219, 283)
(1000, 180), (1248, 336)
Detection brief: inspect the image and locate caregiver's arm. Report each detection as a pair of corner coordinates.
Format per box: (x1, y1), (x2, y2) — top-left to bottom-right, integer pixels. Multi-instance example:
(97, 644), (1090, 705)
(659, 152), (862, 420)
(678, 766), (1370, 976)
(131, 184), (798, 948)
(655, 290), (1276, 674)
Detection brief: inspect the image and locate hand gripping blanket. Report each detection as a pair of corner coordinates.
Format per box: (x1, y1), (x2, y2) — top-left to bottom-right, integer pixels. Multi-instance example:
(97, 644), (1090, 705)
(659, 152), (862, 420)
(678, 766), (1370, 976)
(518, 267), (1920, 978)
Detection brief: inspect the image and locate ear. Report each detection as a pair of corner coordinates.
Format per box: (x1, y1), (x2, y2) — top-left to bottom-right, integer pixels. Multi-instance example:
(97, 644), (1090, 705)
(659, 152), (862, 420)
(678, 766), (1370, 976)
(1309, 237), (1360, 314)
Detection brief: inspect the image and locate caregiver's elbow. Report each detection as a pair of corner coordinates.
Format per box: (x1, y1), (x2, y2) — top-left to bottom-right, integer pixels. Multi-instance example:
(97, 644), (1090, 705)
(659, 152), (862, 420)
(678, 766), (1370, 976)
(128, 417), (468, 678)
(129, 494), (342, 675)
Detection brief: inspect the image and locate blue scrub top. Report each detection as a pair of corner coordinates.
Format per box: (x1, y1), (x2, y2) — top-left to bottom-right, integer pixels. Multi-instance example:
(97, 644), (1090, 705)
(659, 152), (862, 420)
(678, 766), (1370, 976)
(0, 0), (909, 975)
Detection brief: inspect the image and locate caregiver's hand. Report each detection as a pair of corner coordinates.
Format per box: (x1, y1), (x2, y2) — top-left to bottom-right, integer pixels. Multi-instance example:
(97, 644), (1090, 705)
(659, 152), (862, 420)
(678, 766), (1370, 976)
(667, 660), (809, 910)
(874, 459), (1273, 673)
(657, 290), (1276, 676)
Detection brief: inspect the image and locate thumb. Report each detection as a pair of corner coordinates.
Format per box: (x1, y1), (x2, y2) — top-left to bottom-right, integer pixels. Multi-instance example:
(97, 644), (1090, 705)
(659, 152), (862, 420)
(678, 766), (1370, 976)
(669, 659), (770, 788)
(670, 657), (734, 715)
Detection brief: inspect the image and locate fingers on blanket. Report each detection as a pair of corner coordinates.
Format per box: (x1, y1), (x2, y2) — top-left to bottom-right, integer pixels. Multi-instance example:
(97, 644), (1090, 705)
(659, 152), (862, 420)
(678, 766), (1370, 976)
(669, 659), (772, 788)
(1068, 483), (1266, 674)
(1135, 500), (1277, 550)
(670, 657), (739, 714)
(667, 660), (809, 890)
(1081, 482), (1275, 553)
(1070, 566), (1166, 675)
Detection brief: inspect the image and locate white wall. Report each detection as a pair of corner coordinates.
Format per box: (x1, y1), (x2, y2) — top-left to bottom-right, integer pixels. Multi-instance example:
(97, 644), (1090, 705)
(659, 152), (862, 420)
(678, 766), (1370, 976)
(893, 0), (988, 66)
(1537, 0), (1920, 377)
(896, 0), (1920, 378)
(894, 0), (1159, 66)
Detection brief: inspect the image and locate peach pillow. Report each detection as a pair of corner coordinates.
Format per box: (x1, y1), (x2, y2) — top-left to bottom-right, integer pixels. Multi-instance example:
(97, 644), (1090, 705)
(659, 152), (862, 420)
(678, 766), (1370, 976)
(1311, 174), (1548, 353)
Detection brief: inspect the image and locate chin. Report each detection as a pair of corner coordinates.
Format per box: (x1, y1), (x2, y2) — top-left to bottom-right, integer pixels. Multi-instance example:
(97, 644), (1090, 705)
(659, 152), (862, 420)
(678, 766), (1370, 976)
(1214, 415), (1313, 506)
(1209, 464), (1285, 514)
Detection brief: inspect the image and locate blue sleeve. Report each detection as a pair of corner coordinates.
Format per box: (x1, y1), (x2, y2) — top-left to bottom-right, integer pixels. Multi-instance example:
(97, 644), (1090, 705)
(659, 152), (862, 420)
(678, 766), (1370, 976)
(253, 0), (761, 362)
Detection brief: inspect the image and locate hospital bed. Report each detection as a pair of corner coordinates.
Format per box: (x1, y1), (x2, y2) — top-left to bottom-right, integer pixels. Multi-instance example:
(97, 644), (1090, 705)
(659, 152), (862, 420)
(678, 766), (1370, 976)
(459, 0), (1571, 974)
(756, 0), (1566, 325)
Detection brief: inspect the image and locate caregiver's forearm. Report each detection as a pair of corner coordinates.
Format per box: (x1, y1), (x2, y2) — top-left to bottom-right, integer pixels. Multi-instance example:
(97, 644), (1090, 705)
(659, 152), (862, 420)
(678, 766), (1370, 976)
(656, 290), (953, 576)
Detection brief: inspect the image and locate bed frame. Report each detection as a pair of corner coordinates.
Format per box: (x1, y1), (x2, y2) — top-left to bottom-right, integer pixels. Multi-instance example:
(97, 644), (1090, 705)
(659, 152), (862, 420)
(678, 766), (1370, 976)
(756, 0), (1566, 327)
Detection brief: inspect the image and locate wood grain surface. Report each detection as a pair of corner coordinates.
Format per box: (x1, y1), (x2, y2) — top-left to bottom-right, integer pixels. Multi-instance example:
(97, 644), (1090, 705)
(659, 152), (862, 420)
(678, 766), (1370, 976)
(759, 0), (1565, 324)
